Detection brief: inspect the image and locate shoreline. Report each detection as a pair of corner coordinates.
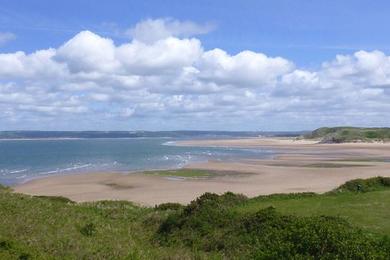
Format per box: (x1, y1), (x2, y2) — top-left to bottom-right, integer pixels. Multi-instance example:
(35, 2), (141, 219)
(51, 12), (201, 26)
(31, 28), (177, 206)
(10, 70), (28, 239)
(13, 137), (390, 206)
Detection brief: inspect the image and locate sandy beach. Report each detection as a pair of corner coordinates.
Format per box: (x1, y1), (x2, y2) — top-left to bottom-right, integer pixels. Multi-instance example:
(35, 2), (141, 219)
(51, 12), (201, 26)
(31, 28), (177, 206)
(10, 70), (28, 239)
(14, 138), (390, 206)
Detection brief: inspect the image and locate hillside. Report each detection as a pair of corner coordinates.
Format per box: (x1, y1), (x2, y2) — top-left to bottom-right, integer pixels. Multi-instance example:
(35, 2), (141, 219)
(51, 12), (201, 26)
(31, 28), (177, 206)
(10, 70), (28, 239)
(304, 127), (390, 143)
(1, 177), (390, 259)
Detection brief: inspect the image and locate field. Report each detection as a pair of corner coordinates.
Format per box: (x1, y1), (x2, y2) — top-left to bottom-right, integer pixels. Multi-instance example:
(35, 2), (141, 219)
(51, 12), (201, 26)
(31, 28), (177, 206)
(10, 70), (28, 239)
(1, 177), (390, 259)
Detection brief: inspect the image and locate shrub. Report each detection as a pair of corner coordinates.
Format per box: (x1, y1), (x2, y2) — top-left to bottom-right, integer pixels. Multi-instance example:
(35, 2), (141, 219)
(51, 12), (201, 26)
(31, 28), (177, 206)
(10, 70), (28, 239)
(183, 192), (247, 215)
(18, 253), (31, 260)
(252, 192), (317, 201)
(34, 195), (75, 204)
(0, 239), (41, 259)
(80, 223), (96, 237)
(332, 176), (390, 193)
(242, 210), (383, 259)
(157, 192), (247, 247)
(157, 193), (390, 258)
(155, 203), (183, 211)
(0, 240), (12, 250)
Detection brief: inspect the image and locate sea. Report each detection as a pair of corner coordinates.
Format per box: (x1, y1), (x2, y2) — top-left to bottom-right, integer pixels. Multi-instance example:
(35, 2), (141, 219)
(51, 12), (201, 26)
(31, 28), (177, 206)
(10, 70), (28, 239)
(0, 137), (277, 186)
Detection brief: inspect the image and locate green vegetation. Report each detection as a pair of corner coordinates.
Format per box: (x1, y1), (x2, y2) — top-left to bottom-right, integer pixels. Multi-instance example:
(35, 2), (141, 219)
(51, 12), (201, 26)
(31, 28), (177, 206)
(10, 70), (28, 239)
(304, 126), (390, 143)
(155, 202), (184, 211)
(0, 183), (11, 192)
(303, 162), (371, 168)
(159, 194), (389, 259)
(144, 169), (213, 178)
(332, 176), (390, 193)
(1, 177), (390, 259)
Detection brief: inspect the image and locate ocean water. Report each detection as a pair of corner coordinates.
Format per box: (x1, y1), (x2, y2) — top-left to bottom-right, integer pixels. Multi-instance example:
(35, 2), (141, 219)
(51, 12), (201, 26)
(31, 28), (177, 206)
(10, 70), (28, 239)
(0, 138), (275, 186)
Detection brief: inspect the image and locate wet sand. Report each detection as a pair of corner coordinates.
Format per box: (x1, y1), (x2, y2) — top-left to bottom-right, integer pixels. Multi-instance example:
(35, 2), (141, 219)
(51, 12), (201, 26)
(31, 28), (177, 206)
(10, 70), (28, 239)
(14, 138), (390, 206)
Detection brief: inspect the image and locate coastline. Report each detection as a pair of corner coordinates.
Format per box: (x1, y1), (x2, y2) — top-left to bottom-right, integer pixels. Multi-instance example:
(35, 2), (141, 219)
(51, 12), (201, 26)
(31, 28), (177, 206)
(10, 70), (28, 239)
(14, 137), (390, 206)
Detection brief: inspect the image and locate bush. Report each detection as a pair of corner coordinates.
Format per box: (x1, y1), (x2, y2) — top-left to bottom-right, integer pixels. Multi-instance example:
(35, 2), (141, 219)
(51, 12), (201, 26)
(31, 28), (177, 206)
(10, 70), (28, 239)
(0, 239), (42, 259)
(183, 192), (247, 215)
(34, 195), (75, 204)
(157, 193), (390, 258)
(252, 192), (317, 201)
(332, 176), (390, 193)
(155, 203), (183, 211)
(18, 253), (31, 260)
(242, 209), (384, 259)
(80, 223), (96, 237)
(157, 192), (247, 247)
(0, 240), (12, 250)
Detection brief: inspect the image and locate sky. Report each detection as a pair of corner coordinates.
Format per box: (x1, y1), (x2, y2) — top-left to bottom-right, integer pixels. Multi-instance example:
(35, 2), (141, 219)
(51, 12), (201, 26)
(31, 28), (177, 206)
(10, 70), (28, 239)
(0, 0), (390, 131)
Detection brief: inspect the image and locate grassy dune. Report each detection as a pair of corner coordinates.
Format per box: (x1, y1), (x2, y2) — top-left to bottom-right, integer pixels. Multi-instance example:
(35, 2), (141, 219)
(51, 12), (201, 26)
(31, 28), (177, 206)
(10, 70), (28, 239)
(1, 178), (390, 259)
(304, 127), (390, 143)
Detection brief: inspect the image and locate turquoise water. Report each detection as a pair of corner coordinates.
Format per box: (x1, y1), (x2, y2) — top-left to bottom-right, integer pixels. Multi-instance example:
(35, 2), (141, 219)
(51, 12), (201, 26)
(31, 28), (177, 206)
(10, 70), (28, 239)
(0, 138), (275, 185)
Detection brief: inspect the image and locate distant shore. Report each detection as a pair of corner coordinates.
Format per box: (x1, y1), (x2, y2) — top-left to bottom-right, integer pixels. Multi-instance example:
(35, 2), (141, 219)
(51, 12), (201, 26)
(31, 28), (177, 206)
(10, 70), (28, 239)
(14, 137), (390, 206)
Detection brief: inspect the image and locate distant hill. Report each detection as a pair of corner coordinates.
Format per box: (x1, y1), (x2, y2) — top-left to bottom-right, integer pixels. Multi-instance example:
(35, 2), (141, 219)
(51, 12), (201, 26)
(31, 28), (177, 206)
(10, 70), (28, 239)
(304, 127), (390, 143)
(0, 130), (304, 140)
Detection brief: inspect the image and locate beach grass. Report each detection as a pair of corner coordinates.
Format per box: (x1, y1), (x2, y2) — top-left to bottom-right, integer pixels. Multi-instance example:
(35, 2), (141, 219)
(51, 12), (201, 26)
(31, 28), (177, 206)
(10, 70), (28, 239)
(143, 169), (213, 178)
(0, 190), (197, 259)
(0, 177), (389, 258)
(302, 162), (371, 168)
(233, 190), (390, 235)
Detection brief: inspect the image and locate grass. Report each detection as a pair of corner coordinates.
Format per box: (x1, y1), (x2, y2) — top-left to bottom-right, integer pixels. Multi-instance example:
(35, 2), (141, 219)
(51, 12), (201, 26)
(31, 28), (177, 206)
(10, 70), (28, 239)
(0, 177), (389, 258)
(144, 169), (213, 178)
(234, 190), (390, 235)
(304, 126), (390, 143)
(157, 189), (390, 258)
(235, 177), (390, 235)
(302, 163), (371, 168)
(0, 191), (199, 259)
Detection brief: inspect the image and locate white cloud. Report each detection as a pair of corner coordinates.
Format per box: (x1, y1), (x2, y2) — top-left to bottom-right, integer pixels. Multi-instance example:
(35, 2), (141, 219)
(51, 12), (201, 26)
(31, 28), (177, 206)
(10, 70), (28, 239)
(1, 19), (390, 130)
(0, 49), (65, 79)
(199, 49), (293, 87)
(116, 37), (202, 75)
(321, 50), (390, 86)
(128, 18), (215, 43)
(56, 31), (119, 73)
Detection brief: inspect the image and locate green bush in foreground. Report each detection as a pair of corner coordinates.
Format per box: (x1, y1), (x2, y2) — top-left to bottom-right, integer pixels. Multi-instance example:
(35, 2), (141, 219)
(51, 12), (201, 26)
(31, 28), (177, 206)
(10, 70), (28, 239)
(155, 202), (184, 211)
(0, 177), (389, 259)
(157, 192), (390, 259)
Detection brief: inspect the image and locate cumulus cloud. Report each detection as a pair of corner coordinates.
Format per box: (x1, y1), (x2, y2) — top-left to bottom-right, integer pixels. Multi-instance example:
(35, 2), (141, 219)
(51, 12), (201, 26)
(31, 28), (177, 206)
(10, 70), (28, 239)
(128, 18), (215, 43)
(117, 37), (202, 75)
(199, 49), (293, 87)
(56, 31), (119, 73)
(0, 19), (390, 130)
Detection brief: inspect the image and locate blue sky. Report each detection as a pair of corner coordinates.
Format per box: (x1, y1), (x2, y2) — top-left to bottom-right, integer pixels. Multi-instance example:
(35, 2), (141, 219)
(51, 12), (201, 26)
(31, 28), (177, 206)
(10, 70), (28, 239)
(0, 1), (390, 130)
(2, 0), (390, 66)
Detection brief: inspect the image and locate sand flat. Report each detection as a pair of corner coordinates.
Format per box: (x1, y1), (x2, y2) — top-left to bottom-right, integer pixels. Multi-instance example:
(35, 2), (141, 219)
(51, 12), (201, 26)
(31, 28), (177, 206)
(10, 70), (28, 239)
(14, 138), (390, 206)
